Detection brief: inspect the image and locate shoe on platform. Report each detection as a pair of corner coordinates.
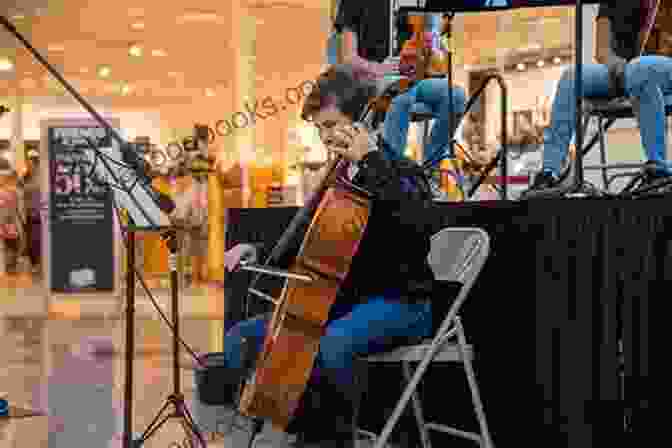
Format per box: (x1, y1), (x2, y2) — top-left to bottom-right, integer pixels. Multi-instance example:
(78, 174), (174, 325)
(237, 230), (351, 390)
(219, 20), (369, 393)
(520, 170), (568, 199)
(630, 161), (672, 194)
(429, 179), (450, 201)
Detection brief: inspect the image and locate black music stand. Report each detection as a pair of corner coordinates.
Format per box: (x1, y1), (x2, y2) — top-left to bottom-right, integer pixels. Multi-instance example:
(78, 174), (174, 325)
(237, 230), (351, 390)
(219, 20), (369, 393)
(125, 227), (207, 448)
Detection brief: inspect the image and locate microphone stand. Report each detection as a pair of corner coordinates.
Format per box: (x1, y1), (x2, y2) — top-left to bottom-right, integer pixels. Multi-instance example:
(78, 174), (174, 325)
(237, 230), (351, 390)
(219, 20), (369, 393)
(565, 0), (600, 197)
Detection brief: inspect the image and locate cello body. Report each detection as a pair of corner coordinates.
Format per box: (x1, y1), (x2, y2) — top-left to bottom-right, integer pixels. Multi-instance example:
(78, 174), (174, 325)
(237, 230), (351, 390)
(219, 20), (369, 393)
(239, 168), (371, 429)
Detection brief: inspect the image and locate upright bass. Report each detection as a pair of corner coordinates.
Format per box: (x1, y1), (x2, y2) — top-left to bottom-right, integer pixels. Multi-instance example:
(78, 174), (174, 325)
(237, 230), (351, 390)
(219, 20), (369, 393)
(238, 155), (372, 429)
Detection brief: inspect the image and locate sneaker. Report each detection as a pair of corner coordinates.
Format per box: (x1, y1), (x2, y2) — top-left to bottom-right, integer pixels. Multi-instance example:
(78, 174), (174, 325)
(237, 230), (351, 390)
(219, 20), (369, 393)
(429, 178), (450, 201)
(520, 170), (566, 199)
(629, 161), (672, 194)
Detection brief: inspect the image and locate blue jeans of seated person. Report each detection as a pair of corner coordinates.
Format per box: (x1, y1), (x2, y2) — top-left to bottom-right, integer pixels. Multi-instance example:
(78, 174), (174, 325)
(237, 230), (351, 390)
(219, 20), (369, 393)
(383, 79), (466, 165)
(543, 56), (672, 176)
(223, 294), (432, 439)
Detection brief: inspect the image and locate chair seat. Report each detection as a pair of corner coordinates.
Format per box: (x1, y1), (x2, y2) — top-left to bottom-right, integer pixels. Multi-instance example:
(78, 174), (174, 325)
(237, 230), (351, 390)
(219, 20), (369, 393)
(584, 95), (672, 119)
(364, 339), (473, 363)
(409, 102), (435, 122)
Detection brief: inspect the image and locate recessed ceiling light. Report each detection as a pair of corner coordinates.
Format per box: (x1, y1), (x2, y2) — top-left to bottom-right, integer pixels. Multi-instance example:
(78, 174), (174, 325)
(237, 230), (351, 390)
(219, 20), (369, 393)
(48, 44), (65, 52)
(205, 88), (216, 97)
(129, 45), (143, 57)
(177, 12), (223, 24)
(516, 63), (526, 71)
(131, 22), (145, 30)
(151, 49), (167, 57)
(98, 66), (111, 78)
(553, 57), (562, 64)
(128, 8), (145, 17)
(0, 58), (14, 71)
(537, 60), (545, 68)
(121, 84), (132, 95)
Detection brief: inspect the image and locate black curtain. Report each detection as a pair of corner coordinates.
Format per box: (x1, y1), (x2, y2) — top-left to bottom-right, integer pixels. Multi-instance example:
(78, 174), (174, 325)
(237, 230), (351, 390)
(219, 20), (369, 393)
(225, 198), (660, 446)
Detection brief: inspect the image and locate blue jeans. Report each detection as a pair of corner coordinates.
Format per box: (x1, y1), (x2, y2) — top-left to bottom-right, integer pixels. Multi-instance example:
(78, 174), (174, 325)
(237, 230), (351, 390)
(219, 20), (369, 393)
(383, 79), (466, 165)
(224, 295), (432, 392)
(543, 56), (672, 175)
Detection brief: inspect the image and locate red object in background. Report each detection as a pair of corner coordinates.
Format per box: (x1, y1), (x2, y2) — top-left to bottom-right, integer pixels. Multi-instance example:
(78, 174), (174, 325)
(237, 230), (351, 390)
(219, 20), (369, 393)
(0, 223), (18, 240)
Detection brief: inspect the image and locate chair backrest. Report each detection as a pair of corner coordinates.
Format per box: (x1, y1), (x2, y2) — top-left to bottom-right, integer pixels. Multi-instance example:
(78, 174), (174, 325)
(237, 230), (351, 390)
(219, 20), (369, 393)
(427, 227), (490, 335)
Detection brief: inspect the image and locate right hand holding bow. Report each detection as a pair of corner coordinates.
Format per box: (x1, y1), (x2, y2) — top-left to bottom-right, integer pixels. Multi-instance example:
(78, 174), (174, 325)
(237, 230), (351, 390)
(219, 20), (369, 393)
(224, 243), (258, 272)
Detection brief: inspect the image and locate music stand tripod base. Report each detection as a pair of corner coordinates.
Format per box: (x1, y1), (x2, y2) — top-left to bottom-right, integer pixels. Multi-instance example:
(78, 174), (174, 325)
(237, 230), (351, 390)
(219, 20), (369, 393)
(123, 227), (207, 448)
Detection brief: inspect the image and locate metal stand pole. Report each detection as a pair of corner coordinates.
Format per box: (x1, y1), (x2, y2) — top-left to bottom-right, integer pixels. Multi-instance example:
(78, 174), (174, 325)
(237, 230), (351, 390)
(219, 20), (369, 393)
(132, 230), (207, 447)
(123, 231), (135, 448)
(567, 0), (599, 197)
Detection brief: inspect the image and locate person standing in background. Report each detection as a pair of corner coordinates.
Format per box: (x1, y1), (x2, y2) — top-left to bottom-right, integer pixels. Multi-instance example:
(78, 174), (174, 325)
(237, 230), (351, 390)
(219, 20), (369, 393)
(21, 150), (41, 272)
(173, 137), (209, 285)
(0, 160), (25, 274)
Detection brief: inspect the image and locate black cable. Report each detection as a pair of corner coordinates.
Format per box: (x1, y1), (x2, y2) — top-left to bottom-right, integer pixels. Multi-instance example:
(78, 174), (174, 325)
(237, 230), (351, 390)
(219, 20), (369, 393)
(79, 136), (204, 367)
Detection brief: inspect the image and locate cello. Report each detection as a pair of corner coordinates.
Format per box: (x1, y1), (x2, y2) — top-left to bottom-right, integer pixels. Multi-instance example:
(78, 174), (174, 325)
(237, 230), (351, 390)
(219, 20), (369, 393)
(238, 154), (373, 429)
(370, 12), (445, 115)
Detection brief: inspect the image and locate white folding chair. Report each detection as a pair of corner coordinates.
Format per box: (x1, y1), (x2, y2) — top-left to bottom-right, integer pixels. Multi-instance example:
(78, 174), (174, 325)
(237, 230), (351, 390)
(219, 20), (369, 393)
(354, 227), (494, 448)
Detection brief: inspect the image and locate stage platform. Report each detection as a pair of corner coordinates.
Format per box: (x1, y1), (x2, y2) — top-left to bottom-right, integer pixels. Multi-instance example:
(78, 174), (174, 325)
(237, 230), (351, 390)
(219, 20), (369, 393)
(224, 198), (656, 446)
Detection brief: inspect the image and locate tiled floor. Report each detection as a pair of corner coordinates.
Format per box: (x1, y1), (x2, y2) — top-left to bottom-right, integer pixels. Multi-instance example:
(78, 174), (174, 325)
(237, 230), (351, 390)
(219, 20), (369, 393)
(0, 272), (242, 448)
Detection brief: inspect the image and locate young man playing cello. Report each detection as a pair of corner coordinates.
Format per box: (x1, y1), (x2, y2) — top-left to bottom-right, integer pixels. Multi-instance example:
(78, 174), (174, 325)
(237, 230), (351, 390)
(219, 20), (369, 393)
(217, 64), (436, 447)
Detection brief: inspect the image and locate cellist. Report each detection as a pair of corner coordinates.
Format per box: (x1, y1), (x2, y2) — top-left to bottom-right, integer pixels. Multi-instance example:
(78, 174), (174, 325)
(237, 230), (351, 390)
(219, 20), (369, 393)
(219, 64), (435, 447)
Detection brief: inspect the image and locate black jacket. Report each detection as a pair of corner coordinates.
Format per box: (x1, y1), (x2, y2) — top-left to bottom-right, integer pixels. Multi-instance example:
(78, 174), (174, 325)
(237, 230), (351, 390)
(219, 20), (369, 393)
(254, 149), (435, 304)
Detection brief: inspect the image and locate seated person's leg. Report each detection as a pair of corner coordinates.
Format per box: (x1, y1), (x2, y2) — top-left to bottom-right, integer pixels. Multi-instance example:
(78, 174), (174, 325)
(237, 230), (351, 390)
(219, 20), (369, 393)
(196, 315), (268, 407)
(415, 79), (467, 166)
(523, 63), (611, 196)
(382, 87), (418, 160)
(296, 295), (432, 446)
(625, 55), (672, 177)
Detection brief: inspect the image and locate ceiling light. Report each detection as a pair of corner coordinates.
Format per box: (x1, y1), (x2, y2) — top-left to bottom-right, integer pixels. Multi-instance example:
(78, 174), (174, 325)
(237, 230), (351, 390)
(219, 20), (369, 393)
(48, 44), (65, 52)
(98, 66), (111, 78)
(131, 22), (145, 30)
(516, 63), (526, 71)
(205, 88), (216, 97)
(151, 49), (167, 57)
(121, 84), (132, 95)
(177, 12), (223, 24)
(129, 45), (143, 57)
(537, 60), (545, 68)
(553, 57), (562, 64)
(11, 14), (26, 21)
(128, 8), (145, 17)
(0, 58), (14, 71)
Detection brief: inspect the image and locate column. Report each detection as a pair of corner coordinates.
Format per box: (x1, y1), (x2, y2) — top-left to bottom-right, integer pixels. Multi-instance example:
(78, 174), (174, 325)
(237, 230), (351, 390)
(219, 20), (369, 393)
(208, 0), (256, 282)
(10, 88), (25, 175)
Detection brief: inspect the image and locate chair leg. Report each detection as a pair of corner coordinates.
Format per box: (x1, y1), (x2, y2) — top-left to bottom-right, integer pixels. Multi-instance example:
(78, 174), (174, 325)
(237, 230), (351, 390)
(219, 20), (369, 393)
(402, 361), (432, 448)
(597, 117), (609, 190)
(423, 120), (431, 159)
(373, 332), (449, 448)
(455, 317), (494, 448)
(352, 357), (368, 447)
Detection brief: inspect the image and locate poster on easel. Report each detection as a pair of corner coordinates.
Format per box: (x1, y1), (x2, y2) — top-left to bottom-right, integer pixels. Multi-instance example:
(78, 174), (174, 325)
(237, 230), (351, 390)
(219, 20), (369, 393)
(41, 118), (121, 298)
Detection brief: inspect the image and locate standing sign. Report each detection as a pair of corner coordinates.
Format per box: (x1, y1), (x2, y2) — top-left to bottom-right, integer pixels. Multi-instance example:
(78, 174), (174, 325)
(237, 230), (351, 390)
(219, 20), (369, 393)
(42, 119), (120, 296)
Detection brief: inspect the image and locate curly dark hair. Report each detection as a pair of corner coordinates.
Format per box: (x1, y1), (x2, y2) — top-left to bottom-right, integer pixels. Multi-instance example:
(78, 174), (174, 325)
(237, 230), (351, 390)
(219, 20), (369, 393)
(301, 64), (378, 123)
